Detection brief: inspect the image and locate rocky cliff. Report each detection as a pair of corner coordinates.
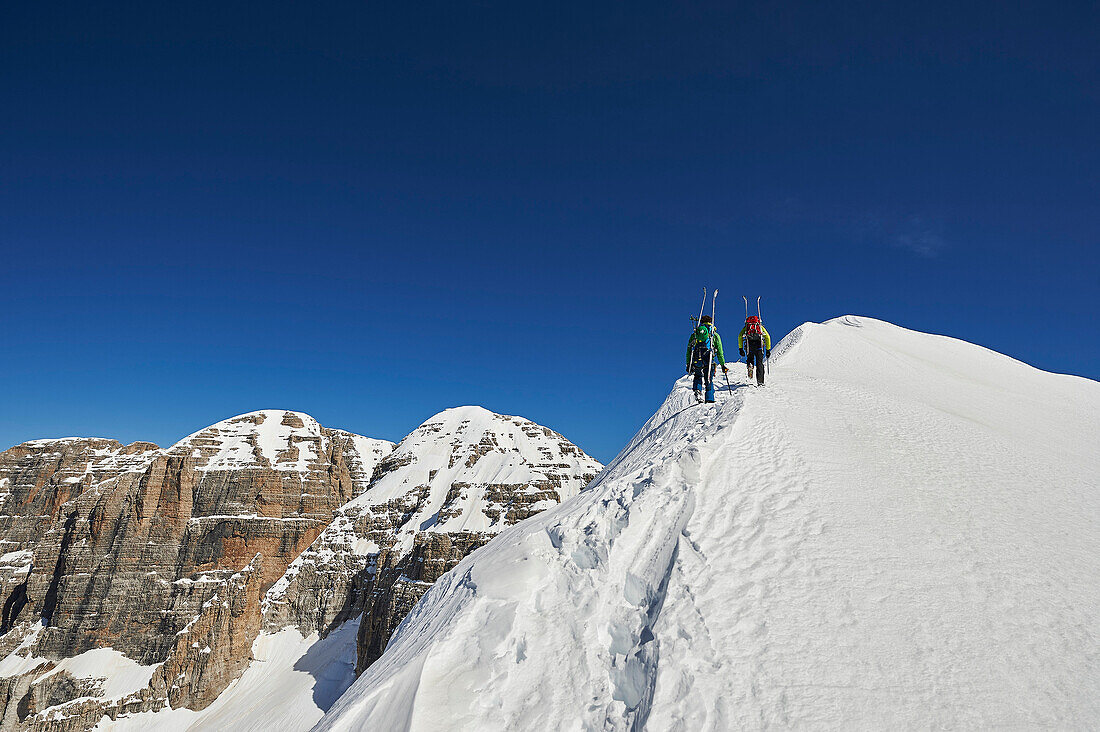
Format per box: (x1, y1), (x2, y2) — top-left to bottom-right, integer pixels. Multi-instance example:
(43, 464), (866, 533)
(0, 407), (600, 731)
(0, 411), (393, 731)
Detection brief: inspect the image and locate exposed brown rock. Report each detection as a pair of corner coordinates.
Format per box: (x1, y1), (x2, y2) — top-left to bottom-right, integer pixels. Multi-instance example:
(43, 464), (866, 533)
(0, 412), (394, 731)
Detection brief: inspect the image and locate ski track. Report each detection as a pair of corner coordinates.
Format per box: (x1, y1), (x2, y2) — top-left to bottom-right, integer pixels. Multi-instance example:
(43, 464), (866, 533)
(316, 317), (1100, 732)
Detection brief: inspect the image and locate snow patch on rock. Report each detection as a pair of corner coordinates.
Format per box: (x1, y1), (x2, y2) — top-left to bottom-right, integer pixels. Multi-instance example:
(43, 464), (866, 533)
(97, 619), (361, 732)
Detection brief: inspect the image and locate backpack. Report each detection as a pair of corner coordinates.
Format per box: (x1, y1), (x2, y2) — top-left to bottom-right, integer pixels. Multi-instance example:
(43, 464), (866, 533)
(694, 324), (714, 350)
(691, 324), (715, 367)
(745, 317), (764, 345)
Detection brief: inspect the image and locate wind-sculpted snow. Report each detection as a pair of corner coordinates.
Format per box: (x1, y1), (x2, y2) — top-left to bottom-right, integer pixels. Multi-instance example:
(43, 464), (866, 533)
(317, 316), (1100, 731)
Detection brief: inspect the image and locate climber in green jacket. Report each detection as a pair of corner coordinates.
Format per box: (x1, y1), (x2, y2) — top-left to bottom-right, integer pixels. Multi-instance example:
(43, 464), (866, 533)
(686, 315), (727, 403)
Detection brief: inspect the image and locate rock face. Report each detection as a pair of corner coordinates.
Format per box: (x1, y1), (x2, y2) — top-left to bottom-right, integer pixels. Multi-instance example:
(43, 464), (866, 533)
(0, 412), (394, 731)
(260, 406), (602, 673)
(0, 407), (600, 731)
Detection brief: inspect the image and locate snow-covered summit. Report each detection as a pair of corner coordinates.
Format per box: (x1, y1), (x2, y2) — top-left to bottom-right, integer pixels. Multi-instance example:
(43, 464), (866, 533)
(317, 316), (1100, 731)
(360, 405), (602, 548)
(170, 409), (329, 472)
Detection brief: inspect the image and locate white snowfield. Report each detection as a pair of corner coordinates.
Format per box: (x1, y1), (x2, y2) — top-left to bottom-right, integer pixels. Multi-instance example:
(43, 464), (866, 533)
(96, 621), (360, 732)
(316, 316), (1100, 731)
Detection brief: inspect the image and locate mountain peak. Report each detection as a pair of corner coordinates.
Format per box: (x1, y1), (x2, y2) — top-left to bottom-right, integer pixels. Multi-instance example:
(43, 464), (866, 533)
(260, 404), (602, 675)
(170, 409), (328, 472)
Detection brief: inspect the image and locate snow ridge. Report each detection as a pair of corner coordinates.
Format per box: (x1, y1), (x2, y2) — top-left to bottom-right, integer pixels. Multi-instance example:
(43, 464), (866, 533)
(316, 316), (1100, 731)
(315, 384), (749, 731)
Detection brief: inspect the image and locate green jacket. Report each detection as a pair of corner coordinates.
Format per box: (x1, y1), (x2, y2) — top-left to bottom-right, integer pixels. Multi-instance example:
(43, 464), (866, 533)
(686, 324), (726, 369)
(738, 324), (772, 350)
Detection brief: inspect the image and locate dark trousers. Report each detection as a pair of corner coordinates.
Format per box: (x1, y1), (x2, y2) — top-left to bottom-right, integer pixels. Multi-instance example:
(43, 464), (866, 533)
(693, 360), (717, 402)
(746, 348), (766, 384)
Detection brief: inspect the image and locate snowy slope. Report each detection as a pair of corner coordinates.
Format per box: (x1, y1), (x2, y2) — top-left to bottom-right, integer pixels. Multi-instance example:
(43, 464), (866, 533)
(95, 621), (360, 732)
(316, 316), (1100, 731)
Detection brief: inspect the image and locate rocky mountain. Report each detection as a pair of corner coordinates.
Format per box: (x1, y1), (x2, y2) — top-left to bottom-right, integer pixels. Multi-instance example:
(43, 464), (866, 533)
(0, 407), (600, 731)
(261, 406), (602, 674)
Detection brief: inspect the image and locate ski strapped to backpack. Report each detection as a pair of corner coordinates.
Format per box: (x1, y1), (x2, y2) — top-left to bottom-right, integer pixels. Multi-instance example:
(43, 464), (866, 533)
(687, 288), (721, 373)
(709, 288), (718, 375)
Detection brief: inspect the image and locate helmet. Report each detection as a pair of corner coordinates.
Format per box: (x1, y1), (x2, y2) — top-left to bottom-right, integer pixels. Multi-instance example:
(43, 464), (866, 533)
(746, 315), (761, 324)
(699, 315), (712, 324)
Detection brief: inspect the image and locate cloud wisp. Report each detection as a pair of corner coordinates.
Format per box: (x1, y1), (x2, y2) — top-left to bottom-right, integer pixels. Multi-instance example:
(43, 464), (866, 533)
(891, 217), (949, 258)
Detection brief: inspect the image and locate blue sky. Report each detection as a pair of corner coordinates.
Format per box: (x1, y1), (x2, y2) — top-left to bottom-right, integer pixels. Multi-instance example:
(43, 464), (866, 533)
(2, 1), (1097, 462)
